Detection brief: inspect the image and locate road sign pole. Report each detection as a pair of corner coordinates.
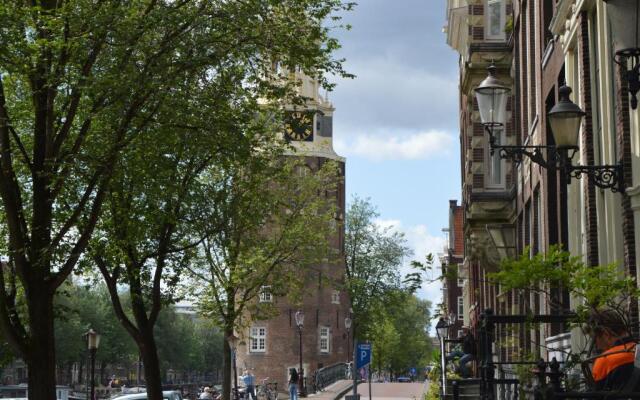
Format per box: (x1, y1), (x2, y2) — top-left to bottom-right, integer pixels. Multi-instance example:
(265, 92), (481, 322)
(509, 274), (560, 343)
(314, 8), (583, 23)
(368, 364), (372, 400)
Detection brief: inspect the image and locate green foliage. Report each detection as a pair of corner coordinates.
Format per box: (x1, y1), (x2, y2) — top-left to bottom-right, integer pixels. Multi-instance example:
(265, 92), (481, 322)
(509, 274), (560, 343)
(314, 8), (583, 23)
(190, 157), (340, 327)
(55, 283), (137, 368)
(344, 196), (414, 338)
(369, 290), (432, 376)
(490, 245), (640, 322)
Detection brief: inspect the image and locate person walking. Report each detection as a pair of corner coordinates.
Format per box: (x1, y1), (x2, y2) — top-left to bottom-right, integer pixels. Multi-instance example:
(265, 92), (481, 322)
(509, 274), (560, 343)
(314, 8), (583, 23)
(241, 370), (256, 400)
(288, 368), (299, 400)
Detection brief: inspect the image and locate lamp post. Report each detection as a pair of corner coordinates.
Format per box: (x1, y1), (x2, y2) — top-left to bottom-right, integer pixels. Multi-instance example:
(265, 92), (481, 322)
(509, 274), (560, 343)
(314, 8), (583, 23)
(435, 318), (449, 399)
(295, 310), (306, 397)
(475, 65), (624, 193)
(344, 316), (352, 363)
(85, 329), (101, 400)
(604, 0), (640, 109)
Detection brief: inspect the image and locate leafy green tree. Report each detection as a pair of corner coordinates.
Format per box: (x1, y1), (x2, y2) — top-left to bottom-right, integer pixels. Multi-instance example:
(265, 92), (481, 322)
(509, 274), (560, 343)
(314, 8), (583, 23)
(367, 290), (431, 378)
(187, 158), (339, 400)
(0, 1), (352, 399)
(385, 293), (432, 376)
(0, 331), (15, 370)
(54, 283), (137, 385)
(344, 196), (413, 340)
(490, 245), (640, 360)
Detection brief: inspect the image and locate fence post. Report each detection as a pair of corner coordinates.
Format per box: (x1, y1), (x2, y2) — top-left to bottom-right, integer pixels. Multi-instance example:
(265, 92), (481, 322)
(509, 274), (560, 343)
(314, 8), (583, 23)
(486, 309), (496, 400)
(533, 359), (547, 400)
(479, 309), (496, 400)
(478, 311), (487, 400)
(548, 358), (562, 394)
(452, 380), (459, 400)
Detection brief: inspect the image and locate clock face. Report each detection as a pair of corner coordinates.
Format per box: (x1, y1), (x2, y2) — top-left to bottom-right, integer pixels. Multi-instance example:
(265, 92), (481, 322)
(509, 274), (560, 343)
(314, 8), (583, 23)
(284, 111), (314, 141)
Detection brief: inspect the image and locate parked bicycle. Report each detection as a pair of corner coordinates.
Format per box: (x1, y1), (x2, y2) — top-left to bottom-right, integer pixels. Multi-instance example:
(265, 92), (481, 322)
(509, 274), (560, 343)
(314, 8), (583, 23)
(256, 378), (278, 400)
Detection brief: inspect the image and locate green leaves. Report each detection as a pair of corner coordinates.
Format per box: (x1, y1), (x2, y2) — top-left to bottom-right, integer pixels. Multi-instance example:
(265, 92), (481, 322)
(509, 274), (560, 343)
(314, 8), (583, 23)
(490, 245), (640, 320)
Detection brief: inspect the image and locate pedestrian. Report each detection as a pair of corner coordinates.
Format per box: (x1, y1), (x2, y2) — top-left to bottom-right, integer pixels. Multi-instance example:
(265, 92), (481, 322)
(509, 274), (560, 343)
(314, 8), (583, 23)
(458, 327), (476, 378)
(586, 309), (640, 392)
(288, 368), (299, 400)
(241, 370), (256, 400)
(199, 387), (213, 400)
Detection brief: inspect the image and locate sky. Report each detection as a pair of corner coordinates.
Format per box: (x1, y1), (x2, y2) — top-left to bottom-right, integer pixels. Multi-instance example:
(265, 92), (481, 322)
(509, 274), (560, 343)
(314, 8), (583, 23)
(328, 1), (461, 312)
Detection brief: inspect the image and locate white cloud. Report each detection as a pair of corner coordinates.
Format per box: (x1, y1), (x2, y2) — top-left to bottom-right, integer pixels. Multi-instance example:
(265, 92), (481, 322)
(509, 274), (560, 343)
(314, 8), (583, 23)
(374, 219), (446, 306)
(335, 131), (454, 161)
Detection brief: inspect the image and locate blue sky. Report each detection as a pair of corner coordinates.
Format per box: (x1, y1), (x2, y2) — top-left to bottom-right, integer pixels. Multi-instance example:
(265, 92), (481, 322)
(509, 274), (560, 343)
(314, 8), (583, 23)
(329, 0), (461, 306)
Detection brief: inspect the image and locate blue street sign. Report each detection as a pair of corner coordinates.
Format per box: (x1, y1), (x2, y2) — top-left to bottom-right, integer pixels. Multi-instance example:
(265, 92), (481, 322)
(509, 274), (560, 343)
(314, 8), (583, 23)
(356, 342), (372, 369)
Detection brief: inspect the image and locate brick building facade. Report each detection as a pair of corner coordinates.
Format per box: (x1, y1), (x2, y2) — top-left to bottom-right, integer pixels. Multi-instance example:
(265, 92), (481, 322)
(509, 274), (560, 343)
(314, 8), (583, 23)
(440, 200), (465, 339)
(235, 74), (351, 391)
(446, 0), (640, 368)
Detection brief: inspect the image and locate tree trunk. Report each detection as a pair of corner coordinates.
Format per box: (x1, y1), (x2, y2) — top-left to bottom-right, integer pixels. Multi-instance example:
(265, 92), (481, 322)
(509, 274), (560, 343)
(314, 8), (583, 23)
(222, 330), (232, 400)
(139, 331), (164, 400)
(26, 290), (57, 400)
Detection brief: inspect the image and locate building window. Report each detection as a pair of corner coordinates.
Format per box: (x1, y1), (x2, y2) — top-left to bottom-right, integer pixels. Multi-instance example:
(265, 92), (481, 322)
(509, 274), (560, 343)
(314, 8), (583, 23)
(457, 296), (464, 320)
(457, 278), (464, 287)
(331, 290), (340, 304)
(486, 127), (506, 188)
(319, 327), (331, 353)
(250, 327), (267, 352)
(259, 286), (272, 303)
(486, 0), (506, 41)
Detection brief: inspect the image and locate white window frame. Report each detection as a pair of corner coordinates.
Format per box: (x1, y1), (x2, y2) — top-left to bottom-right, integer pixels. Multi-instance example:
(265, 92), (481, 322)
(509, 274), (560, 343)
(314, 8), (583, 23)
(250, 327), (267, 353)
(259, 286), (272, 303)
(331, 290), (340, 304)
(457, 278), (464, 287)
(485, 0), (507, 41)
(319, 326), (331, 353)
(485, 126), (506, 189)
(457, 296), (464, 320)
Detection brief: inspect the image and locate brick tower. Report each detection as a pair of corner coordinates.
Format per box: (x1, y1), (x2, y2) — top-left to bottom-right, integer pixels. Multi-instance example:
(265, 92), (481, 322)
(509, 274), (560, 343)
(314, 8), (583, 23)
(235, 74), (350, 392)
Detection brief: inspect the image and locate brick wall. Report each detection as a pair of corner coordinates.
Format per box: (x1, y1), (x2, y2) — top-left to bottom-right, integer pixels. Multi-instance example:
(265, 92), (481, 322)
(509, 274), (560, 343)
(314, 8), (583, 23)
(615, 63), (639, 335)
(577, 12), (599, 267)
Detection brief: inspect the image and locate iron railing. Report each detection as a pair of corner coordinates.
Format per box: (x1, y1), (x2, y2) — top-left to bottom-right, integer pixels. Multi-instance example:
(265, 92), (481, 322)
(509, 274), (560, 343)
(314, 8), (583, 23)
(442, 308), (640, 399)
(312, 362), (348, 393)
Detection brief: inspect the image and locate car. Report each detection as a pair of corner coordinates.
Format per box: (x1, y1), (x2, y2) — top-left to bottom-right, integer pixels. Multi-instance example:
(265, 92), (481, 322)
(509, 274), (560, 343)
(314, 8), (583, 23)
(111, 390), (183, 400)
(397, 376), (412, 383)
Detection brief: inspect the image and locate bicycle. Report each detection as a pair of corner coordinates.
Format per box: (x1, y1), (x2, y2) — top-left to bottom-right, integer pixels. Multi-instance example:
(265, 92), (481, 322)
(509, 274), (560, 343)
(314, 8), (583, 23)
(256, 378), (278, 400)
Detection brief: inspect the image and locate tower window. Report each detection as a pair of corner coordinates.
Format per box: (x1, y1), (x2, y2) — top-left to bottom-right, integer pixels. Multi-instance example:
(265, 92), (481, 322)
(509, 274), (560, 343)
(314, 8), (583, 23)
(259, 286), (272, 303)
(331, 290), (340, 304)
(250, 327), (267, 352)
(319, 327), (331, 353)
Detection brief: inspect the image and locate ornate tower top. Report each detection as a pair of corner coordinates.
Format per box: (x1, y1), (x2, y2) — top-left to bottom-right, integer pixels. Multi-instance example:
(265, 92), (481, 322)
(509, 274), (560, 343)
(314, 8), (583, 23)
(283, 73), (344, 162)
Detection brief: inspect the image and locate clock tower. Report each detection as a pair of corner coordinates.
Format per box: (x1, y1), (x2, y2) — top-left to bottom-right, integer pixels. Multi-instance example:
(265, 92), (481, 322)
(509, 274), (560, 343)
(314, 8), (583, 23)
(235, 73), (349, 392)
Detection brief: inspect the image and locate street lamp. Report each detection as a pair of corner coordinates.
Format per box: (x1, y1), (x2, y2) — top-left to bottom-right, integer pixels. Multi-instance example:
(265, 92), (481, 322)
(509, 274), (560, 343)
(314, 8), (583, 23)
(604, 0), (640, 109)
(295, 310), (306, 397)
(435, 318), (449, 398)
(344, 316), (352, 363)
(85, 329), (101, 400)
(475, 65), (624, 193)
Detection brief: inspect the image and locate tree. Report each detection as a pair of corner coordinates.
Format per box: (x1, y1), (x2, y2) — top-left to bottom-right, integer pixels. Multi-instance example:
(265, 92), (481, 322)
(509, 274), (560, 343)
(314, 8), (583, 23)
(54, 283), (137, 385)
(0, 1), (352, 400)
(490, 245), (640, 364)
(187, 158), (339, 400)
(368, 291), (431, 379)
(344, 196), (413, 339)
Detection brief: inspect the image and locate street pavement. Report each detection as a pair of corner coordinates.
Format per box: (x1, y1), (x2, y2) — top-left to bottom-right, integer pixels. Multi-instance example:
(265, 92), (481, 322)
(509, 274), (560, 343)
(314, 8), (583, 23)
(341, 382), (428, 400)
